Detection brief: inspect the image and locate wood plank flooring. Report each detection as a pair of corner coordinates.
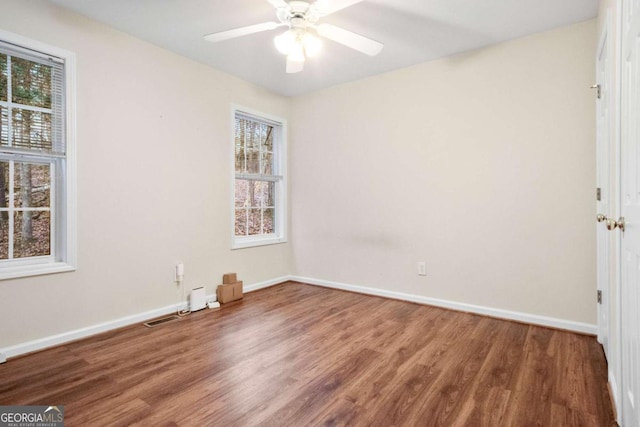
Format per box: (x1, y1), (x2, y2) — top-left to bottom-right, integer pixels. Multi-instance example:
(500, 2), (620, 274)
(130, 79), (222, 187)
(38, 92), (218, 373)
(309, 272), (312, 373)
(0, 282), (616, 426)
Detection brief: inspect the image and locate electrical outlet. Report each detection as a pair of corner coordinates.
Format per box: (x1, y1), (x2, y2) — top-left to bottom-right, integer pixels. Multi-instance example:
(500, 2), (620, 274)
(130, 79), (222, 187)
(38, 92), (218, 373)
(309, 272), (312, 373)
(418, 262), (426, 276)
(175, 262), (184, 282)
(0, 352), (7, 364)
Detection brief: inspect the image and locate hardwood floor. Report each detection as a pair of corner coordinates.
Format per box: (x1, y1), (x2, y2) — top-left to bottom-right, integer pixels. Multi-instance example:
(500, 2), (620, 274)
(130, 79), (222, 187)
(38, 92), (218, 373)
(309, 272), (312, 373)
(0, 282), (616, 426)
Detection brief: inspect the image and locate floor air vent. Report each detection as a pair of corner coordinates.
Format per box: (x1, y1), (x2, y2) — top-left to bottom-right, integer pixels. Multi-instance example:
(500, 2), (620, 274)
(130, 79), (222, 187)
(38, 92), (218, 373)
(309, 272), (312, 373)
(143, 315), (180, 328)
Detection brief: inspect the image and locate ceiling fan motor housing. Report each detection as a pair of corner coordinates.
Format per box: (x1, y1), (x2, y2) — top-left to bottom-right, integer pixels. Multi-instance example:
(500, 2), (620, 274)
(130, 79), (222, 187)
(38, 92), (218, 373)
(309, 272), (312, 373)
(277, 1), (321, 27)
(289, 1), (311, 14)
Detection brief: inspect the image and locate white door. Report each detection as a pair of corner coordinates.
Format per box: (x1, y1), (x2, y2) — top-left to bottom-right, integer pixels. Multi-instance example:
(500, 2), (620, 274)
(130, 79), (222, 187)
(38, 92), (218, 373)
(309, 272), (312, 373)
(596, 21), (612, 358)
(620, 0), (640, 424)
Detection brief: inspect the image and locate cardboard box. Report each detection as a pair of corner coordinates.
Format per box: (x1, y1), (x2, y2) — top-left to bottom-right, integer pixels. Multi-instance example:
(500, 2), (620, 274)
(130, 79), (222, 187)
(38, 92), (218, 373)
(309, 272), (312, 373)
(222, 273), (237, 284)
(217, 281), (243, 303)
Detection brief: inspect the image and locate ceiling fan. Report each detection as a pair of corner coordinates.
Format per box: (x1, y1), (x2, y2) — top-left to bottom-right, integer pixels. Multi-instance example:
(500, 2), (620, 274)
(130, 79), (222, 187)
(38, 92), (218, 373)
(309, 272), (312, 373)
(203, 0), (383, 73)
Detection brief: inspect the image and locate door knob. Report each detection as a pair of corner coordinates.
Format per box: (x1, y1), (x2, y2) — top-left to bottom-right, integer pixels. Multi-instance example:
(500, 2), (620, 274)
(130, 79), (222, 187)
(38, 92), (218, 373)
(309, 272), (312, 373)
(617, 217), (626, 232)
(597, 214), (607, 223)
(606, 218), (618, 230)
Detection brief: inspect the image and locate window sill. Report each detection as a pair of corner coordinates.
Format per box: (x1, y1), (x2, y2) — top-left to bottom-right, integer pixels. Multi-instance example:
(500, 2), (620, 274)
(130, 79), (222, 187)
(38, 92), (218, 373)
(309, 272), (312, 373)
(0, 262), (76, 280)
(232, 235), (287, 250)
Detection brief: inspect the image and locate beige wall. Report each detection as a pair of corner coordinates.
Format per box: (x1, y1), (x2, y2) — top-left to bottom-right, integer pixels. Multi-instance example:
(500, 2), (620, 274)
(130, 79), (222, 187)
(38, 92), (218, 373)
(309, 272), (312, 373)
(0, 1), (597, 351)
(0, 0), (292, 348)
(290, 20), (597, 324)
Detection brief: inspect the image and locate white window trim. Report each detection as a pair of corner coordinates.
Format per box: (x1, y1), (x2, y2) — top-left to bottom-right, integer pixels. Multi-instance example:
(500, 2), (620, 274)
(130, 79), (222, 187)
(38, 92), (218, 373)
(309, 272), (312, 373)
(0, 29), (77, 280)
(231, 105), (287, 250)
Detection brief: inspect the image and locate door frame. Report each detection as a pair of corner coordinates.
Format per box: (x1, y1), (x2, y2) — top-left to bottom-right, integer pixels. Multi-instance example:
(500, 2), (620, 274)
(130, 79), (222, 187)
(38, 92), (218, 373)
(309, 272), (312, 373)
(596, 11), (612, 355)
(612, 0), (622, 422)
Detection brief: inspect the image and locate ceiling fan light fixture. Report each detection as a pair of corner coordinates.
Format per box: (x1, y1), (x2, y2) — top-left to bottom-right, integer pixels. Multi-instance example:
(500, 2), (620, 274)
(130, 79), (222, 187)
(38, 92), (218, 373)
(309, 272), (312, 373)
(275, 28), (321, 63)
(287, 42), (306, 62)
(274, 29), (296, 55)
(302, 31), (322, 57)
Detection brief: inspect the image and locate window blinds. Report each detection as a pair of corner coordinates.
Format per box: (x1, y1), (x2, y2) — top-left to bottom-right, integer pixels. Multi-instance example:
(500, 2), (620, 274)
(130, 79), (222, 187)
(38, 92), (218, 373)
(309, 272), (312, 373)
(0, 41), (65, 157)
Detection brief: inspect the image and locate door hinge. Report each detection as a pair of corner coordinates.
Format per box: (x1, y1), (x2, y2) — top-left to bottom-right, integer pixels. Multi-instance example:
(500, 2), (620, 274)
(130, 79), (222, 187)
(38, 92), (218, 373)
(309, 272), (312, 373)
(591, 84), (601, 99)
(597, 290), (602, 304)
(597, 187), (601, 201)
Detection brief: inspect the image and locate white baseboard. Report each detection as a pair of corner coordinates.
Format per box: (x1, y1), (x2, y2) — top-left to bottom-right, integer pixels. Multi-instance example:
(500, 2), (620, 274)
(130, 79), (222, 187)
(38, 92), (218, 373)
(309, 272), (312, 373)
(290, 275), (597, 335)
(1, 302), (184, 361)
(0, 276), (291, 363)
(243, 275), (291, 293)
(0, 274), (596, 363)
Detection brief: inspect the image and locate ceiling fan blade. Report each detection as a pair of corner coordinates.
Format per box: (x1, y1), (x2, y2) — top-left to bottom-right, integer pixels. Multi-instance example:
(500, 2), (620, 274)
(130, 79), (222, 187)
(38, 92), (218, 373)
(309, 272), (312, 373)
(316, 24), (383, 56)
(266, 0), (288, 7)
(204, 22), (282, 43)
(314, 0), (364, 15)
(286, 58), (304, 73)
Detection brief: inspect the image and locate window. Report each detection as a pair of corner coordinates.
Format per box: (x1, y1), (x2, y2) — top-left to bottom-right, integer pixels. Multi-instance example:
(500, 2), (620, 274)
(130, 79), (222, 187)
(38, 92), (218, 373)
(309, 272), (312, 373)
(232, 107), (286, 249)
(0, 30), (76, 279)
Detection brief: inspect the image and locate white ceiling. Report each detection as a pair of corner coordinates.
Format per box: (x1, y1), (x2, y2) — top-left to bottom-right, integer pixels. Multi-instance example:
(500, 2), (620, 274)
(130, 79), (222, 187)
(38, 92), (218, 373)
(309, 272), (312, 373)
(50, 0), (598, 97)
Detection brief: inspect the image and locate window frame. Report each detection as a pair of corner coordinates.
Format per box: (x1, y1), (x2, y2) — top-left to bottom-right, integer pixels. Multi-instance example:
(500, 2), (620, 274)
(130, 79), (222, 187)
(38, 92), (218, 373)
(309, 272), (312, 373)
(231, 105), (287, 250)
(0, 29), (77, 280)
